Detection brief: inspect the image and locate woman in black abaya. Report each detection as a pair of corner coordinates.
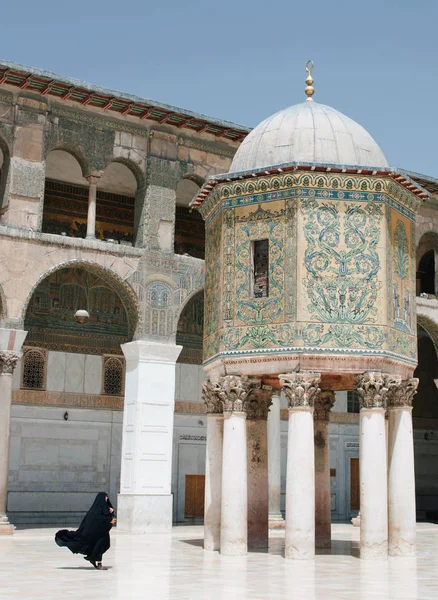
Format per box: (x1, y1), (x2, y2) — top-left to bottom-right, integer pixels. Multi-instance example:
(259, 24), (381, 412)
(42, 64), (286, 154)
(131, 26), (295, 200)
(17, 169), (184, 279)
(55, 492), (116, 570)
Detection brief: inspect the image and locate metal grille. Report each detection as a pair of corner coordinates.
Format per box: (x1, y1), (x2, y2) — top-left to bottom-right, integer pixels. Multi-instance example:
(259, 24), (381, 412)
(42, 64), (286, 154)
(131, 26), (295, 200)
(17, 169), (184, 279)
(22, 349), (46, 390)
(103, 356), (124, 396)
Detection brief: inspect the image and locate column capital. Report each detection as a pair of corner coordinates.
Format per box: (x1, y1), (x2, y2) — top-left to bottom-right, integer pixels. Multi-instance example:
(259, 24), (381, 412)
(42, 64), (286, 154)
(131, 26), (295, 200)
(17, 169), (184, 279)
(314, 390), (335, 421)
(246, 387), (273, 420)
(279, 372), (321, 409)
(0, 351), (21, 374)
(202, 381), (223, 415)
(387, 378), (418, 409)
(357, 371), (401, 409)
(212, 375), (261, 414)
(86, 171), (102, 185)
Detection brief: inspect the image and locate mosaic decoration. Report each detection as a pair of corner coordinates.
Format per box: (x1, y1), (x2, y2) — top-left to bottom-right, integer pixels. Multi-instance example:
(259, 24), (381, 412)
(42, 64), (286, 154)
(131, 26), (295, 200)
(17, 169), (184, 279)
(176, 291), (204, 364)
(199, 170), (419, 368)
(25, 267), (129, 355)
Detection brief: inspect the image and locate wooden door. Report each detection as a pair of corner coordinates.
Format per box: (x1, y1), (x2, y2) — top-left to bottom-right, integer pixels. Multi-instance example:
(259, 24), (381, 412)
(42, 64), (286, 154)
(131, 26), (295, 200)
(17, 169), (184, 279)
(350, 458), (360, 510)
(184, 475), (205, 518)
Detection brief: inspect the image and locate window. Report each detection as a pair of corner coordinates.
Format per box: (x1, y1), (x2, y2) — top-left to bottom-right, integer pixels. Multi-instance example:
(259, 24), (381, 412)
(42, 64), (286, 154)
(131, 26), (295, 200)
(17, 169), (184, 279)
(252, 239), (269, 298)
(347, 391), (360, 413)
(103, 356), (125, 395)
(21, 348), (46, 390)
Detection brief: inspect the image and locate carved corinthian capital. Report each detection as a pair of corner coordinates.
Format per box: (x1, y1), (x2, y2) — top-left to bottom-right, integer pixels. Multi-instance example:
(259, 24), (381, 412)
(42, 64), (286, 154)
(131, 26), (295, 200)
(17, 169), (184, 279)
(387, 378), (419, 408)
(357, 372), (401, 409)
(202, 381), (223, 415)
(213, 375), (261, 413)
(246, 386), (273, 420)
(314, 390), (335, 421)
(279, 372), (321, 409)
(0, 351), (21, 375)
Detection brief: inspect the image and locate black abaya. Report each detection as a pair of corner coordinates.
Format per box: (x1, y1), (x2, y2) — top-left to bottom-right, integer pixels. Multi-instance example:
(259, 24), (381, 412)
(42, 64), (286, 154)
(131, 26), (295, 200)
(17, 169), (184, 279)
(55, 492), (114, 564)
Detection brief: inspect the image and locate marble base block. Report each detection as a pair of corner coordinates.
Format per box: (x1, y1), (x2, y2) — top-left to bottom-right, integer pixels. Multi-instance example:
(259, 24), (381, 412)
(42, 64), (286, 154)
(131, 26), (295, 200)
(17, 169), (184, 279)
(0, 515), (14, 535)
(269, 513), (285, 529)
(117, 494), (173, 533)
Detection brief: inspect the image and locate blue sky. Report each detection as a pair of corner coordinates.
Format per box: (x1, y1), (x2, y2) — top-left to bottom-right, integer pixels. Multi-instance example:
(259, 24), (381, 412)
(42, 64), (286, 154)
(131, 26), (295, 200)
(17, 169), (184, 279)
(2, 0), (437, 176)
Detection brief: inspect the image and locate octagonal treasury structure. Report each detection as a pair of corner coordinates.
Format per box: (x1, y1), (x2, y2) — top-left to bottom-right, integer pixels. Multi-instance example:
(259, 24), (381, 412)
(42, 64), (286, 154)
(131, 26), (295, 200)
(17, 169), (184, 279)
(193, 164), (428, 389)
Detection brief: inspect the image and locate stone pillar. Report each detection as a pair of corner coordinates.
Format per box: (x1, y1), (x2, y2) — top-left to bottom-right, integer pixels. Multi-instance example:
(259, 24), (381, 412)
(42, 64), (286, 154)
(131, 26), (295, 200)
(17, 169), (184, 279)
(86, 174), (100, 239)
(357, 372), (397, 559)
(280, 372), (321, 560)
(314, 390), (335, 549)
(268, 392), (284, 528)
(214, 375), (260, 556)
(202, 382), (223, 551)
(0, 351), (21, 534)
(118, 340), (182, 533)
(246, 388), (272, 549)
(387, 378), (418, 557)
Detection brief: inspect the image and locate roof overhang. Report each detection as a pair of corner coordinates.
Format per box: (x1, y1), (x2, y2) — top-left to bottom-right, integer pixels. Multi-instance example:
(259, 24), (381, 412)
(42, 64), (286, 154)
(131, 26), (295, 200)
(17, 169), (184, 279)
(190, 161), (431, 209)
(0, 60), (250, 142)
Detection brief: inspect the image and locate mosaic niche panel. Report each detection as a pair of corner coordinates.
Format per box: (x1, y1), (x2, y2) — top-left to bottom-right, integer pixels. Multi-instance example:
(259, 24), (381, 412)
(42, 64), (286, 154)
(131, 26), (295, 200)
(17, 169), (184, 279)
(42, 179), (135, 243)
(25, 268), (129, 355)
(176, 292), (204, 364)
(21, 348), (47, 390)
(144, 281), (174, 337)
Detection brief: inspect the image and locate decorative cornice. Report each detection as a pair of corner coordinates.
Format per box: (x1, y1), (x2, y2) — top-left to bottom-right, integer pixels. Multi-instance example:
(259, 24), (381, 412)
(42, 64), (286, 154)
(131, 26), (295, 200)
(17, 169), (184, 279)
(314, 390), (336, 421)
(279, 372), (321, 409)
(356, 372), (401, 409)
(0, 351), (21, 374)
(202, 380), (223, 414)
(246, 386), (273, 420)
(387, 378), (419, 408)
(211, 375), (261, 413)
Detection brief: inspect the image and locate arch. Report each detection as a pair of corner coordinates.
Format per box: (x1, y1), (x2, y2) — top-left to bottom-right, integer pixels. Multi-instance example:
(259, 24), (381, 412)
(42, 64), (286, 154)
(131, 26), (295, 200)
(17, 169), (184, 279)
(175, 176), (205, 259)
(21, 259), (140, 339)
(414, 322), (438, 420)
(0, 133), (11, 209)
(176, 289), (204, 365)
(417, 314), (438, 356)
(175, 285), (205, 325)
(44, 143), (91, 179)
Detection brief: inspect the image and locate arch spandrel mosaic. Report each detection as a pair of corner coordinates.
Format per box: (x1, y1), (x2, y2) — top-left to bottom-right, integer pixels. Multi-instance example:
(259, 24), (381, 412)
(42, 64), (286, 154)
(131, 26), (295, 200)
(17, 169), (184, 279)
(201, 171), (419, 372)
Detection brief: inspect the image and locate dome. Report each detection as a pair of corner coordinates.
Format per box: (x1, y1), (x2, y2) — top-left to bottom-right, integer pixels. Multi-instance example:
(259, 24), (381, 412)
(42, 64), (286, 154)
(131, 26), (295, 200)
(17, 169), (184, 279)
(230, 101), (388, 173)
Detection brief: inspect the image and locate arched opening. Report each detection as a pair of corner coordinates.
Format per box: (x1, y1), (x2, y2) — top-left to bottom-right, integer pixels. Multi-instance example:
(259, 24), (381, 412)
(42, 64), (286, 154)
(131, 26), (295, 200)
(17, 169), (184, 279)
(0, 138), (10, 209)
(96, 161), (137, 244)
(174, 289), (205, 522)
(413, 324), (438, 520)
(174, 178), (205, 259)
(418, 249), (435, 296)
(42, 150), (89, 237)
(416, 232), (438, 296)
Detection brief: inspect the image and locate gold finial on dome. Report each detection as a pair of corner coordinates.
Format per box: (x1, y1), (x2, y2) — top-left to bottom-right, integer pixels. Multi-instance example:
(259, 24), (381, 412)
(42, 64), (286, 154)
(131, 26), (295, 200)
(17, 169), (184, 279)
(305, 60), (315, 101)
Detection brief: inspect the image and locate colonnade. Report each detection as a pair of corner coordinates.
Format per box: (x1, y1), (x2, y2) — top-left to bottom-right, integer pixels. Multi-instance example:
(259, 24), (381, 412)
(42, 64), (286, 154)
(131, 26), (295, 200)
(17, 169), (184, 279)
(203, 371), (418, 560)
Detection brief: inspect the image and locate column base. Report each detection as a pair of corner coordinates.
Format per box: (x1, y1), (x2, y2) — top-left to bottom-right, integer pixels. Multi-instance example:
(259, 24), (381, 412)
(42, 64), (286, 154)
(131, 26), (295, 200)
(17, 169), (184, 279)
(117, 494), (172, 533)
(269, 513), (285, 529)
(351, 512), (361, 527)
(0, 515), (14, 535)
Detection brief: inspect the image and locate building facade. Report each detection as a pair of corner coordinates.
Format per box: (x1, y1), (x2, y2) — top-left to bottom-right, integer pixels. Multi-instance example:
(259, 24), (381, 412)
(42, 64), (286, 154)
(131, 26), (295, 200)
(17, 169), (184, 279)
(0, 61), (438, 543)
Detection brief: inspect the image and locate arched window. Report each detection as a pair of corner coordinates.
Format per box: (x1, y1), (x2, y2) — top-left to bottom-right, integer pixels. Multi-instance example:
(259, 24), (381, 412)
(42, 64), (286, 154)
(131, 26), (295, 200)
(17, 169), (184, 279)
(97, 162), (137, 244)
(418, 249), (435, 296)
(21, 348), (46, 390)
(174, 178), (205, 259)
(103, 356), (125, 395)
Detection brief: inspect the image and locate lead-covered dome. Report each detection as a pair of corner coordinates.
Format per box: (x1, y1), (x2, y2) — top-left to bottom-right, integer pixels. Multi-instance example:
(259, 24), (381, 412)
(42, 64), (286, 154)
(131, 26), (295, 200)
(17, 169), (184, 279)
(230, 101), (388, 173)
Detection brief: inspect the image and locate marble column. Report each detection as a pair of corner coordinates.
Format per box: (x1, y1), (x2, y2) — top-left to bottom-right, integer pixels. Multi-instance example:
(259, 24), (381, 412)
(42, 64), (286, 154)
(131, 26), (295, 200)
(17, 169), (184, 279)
(0, 351), (21, 534)
(86, 174), (100, 239)
(357, 372), (397, 559)
(215, 375), (261, 556)
(268, 392), (284, 528)
(280, 372), (321, 560)
(314, 390), (335, 549)
(246, 388), (272, 549)
(118, 340), (182, 533)
(387, 378), (418, 557)
(202, 382), (223, 551)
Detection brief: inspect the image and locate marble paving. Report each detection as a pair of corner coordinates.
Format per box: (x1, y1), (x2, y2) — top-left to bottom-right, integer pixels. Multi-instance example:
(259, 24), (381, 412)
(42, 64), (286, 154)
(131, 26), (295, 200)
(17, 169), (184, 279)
(1, 523), (438, 599)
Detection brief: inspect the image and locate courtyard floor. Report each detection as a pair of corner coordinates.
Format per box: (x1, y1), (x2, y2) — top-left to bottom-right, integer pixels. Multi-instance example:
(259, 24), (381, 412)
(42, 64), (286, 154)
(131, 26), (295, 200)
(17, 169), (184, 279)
(1, 523), (438, 599)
